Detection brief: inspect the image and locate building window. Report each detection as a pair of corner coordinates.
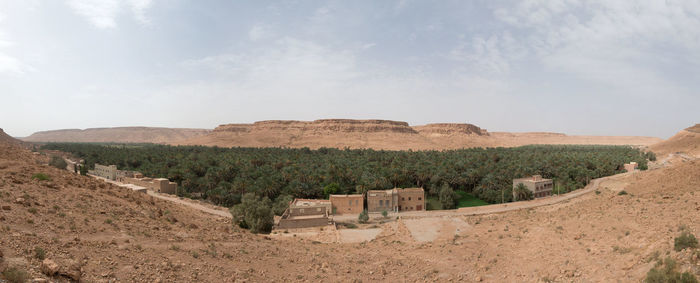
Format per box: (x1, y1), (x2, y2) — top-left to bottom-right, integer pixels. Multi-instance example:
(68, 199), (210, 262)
(402, 197), (405, 201)
(349, 200), (352, 206)
(418, 197), (422, 200)
(408, 197), (411, 201)
(355, 200), (359, 205)
(379, 200), (383, 206)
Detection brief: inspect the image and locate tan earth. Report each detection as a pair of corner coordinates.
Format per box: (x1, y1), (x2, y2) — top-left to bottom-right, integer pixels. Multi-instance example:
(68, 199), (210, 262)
(21, 127), (211, 144)
(179, 119), (662, 150)
(2, 125), (698, 282)
(21, 119), (662, 149)
(650, 124), (700, 158)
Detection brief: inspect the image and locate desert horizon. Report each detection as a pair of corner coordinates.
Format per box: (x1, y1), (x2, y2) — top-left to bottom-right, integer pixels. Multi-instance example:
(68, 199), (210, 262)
(1, 1), (699, 282)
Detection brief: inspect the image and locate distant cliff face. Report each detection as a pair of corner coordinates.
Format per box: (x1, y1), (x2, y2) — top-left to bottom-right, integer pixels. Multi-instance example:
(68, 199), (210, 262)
(214, 119), (417, 135)
(413, 123), (488, 136)
(23, 127), (211, 144)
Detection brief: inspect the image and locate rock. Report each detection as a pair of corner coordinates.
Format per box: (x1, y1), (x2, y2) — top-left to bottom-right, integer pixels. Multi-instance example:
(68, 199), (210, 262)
(475, 276), (482, 282)
(32, 278), (48, 283)
(41, 259), (59, 276)
(59, 260), (82, 281)
(1, 205), (10, 210)
(14, 198), (25, 204)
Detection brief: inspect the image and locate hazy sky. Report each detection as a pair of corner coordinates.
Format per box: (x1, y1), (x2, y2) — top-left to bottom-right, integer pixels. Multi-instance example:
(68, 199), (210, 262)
(1, 1), (698, 138)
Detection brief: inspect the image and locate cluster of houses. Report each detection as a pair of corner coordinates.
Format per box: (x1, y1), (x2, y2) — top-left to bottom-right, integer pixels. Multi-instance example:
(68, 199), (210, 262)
(89, 163), (177, 195)
(276, 187), (426, 229)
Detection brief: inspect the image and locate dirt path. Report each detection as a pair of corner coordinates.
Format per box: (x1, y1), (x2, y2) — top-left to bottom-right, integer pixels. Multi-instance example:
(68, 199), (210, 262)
(90, 175), (232, 219)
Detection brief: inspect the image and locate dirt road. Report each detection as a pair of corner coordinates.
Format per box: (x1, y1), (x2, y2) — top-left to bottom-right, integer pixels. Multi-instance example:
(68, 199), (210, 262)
(91, 175), (232, 219)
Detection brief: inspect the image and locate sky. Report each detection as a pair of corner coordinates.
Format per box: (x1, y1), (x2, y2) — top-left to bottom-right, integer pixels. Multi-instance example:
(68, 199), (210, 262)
(0, 0), (698, 138)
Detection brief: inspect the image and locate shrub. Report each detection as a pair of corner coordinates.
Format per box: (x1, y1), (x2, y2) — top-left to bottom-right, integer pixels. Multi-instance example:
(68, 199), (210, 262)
(230, 193), (274, 234)
(2, 267), (28, 283)
(34, 246), (46, 260)
(674, 231), (698, 251)
(358, 210), (369, 224)
(513, 183), (533, 201)
(49, 155), (67, 170)
(381, 210), (388, 218)
(439, 183), (457, 209)
(272, 194), (293, 216)
(31, 173), (50, 181)
(618, 190), (628, 196)
(645, 257), (698, 283)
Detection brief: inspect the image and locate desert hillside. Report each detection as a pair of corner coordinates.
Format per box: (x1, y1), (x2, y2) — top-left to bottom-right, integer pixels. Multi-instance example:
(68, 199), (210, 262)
(2, 126), (699, 282)
(650, 124), (700, 157)
(22, 127), (211, 144)
(179, 119), (662, 150)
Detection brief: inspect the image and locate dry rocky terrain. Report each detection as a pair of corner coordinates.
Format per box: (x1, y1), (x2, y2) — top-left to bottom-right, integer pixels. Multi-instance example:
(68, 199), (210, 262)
(21, 119), (662, 150)
(1, 126), (698, 282)
(650, 124), (700, 157)
(179, 119), (662, 150)
(22, 127), (211, 144)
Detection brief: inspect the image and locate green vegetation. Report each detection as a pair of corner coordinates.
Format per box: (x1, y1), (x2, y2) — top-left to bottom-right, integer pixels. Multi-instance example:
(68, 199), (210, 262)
(455, 191), (489, 207)
(645, 257), (697, 283)
(358, 210), (369, 223)
(513, 183), (533, 201)
(230, 193), (273, 234)
(43, 143), (652, 231)
(381, 210), (388, 218)
(31, 173), (51, 181)
(674, 231), (698, 252)
(1, 267), (28, 283)
(34, 246), (46, 260)
(438, 182), (457, 209)
(618, 190), (628, 196)
(48, 155), (67, 170)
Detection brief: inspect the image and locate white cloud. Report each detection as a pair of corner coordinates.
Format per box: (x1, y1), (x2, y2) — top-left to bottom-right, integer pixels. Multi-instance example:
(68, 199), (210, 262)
(248, 24), (272, 41)
(66, 0), (154, 28)
(67, 0), (119, 28)
(128, 0), (153, 25)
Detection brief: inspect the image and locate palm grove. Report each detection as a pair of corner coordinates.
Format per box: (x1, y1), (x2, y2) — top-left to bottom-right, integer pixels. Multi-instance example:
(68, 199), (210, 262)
(42, 143), (654, 232)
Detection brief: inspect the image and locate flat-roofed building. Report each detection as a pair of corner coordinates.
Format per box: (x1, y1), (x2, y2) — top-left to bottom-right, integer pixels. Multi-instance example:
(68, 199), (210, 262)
(90, 164), (117, 180)
(513, 175), (553, 199)
(329, 194), (363, 214)
(276, 198), (332, 229)
(624, 162), (638, 172)
(366, 188), (426, 213)
(396, 188), (425, 211)
(366, 189), (398, 213)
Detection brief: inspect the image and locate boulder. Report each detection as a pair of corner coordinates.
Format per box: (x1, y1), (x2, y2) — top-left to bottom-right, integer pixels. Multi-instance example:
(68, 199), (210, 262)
(41, 259), (59, 276)
(1, 205), (10, 210)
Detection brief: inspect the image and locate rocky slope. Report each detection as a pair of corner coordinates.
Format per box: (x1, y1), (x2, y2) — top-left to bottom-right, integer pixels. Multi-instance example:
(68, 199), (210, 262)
(650, 124), (700, 157)
(22, 127), (211, 144)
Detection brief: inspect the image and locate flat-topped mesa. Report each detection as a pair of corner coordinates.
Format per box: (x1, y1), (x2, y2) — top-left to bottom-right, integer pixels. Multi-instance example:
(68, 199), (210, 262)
(214, 119), (418, 134)
(213, 124), (253, 133)
(413, 123), (488, 136)
(311, 119), (416, 134)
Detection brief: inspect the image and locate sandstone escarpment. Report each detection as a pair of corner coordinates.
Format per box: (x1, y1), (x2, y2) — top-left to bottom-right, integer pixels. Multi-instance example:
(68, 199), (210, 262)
(214, 119), (417, 134)
(412, 123), (488, 136)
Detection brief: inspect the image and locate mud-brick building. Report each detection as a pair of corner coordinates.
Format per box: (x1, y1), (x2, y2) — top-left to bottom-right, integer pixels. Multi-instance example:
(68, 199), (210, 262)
(513, 175), (553, 199)
(396, 188), (425, 211)
(153, 178), (177, 194)
(89, 164), (117, 180)
(329, 194), (364, 214)
(276, 199), (332, 229)
(366, 188), (425, 213)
